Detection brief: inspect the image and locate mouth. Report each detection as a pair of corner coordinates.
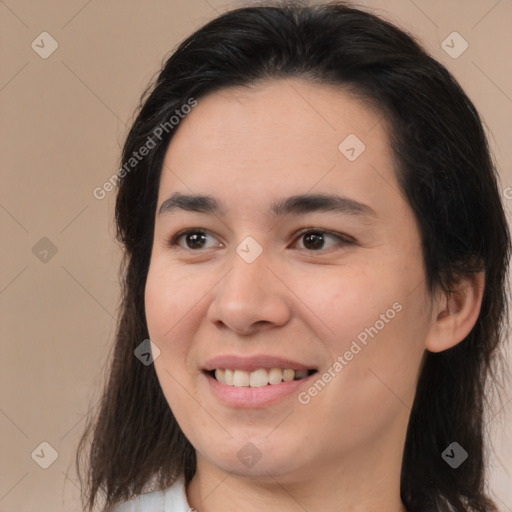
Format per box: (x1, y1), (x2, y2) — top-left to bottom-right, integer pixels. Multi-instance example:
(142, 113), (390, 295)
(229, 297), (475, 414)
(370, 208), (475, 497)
(205, 368), (318, 388)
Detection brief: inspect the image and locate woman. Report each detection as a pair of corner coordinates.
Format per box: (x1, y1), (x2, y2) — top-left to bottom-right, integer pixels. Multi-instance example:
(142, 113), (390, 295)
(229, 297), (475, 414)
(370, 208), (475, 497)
(76, 2), (511, 511)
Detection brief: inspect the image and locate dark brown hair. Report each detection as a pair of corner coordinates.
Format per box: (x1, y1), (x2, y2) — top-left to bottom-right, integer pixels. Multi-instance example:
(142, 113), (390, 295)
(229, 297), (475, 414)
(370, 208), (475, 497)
(76, 2), (511, 511)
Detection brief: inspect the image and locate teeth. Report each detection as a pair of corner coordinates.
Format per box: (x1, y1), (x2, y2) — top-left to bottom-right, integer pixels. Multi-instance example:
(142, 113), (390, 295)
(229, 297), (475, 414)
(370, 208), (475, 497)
(268, 367), (284, 385)
(249, 368), (269, 388)
(295, 369), (308, 379)
(215, 368), (226, 384)
(212, 368), (312, 387)
(233, 369), (250, 387)
(282, 369), (294, 382)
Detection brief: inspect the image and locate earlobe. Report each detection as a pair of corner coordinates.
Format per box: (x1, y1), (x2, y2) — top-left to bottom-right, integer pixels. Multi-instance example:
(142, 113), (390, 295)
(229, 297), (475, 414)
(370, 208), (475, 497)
(425, 271), (485, 353)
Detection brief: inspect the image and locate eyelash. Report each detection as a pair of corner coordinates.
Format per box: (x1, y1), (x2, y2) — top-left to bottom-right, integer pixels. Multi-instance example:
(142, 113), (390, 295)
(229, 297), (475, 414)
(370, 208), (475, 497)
(166, 227), (355, 253)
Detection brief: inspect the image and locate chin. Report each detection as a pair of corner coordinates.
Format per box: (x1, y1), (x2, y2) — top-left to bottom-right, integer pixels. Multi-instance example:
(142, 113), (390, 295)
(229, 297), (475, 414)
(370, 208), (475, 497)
(197, 437), (309, 480)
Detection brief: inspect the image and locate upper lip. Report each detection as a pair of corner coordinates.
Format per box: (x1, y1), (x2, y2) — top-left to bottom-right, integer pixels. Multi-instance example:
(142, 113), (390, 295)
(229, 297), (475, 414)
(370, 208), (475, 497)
(203, 355), (317, 372)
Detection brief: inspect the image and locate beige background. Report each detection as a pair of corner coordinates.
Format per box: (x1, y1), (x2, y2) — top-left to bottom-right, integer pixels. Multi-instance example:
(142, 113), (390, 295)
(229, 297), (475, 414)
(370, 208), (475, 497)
(1, 0), (511, 510)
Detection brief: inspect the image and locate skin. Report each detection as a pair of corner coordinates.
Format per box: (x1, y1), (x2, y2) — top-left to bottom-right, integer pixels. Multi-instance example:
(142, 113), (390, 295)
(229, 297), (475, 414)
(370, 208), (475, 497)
(144, 79), (484, 512)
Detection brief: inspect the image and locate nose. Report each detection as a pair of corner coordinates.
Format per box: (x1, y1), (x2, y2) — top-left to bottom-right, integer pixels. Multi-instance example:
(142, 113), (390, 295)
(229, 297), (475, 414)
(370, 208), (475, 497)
(206, 249), (292, 336)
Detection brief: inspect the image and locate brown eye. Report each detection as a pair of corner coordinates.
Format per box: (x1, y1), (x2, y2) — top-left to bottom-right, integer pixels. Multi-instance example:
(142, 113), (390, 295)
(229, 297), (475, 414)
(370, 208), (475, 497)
(183, 232), (208, 249)
(293, 229), (352, 251)
(168, 229), (222, 250)
(302, 232), (326, 250)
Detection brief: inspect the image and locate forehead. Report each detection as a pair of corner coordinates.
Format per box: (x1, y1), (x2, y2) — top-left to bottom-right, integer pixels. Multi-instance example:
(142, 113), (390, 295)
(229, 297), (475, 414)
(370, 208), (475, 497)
(158, 79), (399, 215)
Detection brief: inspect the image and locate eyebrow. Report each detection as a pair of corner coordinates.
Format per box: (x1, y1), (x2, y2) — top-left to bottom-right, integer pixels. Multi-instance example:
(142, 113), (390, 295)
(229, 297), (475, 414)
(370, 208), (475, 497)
(158, 192), (377, 219)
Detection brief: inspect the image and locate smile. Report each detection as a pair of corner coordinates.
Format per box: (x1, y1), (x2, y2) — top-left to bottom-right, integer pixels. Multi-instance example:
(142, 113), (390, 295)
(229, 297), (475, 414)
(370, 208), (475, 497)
(201, 354), (319, 407)
(210, 368), (317, 387)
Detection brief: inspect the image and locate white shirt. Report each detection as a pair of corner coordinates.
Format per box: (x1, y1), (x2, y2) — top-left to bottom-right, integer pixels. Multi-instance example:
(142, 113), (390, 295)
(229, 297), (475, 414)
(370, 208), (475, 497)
(109, 476), (191, 512)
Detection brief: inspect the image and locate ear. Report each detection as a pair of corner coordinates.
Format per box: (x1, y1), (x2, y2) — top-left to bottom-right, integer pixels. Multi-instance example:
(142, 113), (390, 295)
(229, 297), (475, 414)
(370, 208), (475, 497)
(425, 271), (485, 353)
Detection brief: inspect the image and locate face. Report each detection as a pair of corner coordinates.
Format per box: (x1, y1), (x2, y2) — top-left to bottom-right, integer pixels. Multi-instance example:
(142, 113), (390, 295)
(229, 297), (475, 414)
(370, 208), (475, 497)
(145, 79), (433, 483)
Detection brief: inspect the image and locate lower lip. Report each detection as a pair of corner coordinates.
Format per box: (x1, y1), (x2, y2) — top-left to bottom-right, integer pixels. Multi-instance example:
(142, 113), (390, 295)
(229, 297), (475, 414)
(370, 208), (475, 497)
(204, 371), (316, 408)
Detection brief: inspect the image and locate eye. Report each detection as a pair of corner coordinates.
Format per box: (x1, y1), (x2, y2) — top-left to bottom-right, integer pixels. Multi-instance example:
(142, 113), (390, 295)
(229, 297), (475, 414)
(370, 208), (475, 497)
(168, 229), (223, 250)
(292, 229), (353, 251)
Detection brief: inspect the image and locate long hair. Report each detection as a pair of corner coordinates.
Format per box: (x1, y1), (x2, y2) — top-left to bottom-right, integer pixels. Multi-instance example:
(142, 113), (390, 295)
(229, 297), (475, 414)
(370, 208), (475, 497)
(76, 2), (511, 511)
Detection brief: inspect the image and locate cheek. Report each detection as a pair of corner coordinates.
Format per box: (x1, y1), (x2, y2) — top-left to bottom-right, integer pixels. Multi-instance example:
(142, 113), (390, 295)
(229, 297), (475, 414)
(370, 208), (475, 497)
(293, 261), (427, 393)
(144, 265), (209, 433)
(144, 262), (205, 358)
(290, 263), (399, 345)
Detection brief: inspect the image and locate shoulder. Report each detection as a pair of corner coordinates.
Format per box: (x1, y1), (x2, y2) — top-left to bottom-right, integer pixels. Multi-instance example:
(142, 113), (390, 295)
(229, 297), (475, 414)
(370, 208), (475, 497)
(108, 476), (190, 512)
